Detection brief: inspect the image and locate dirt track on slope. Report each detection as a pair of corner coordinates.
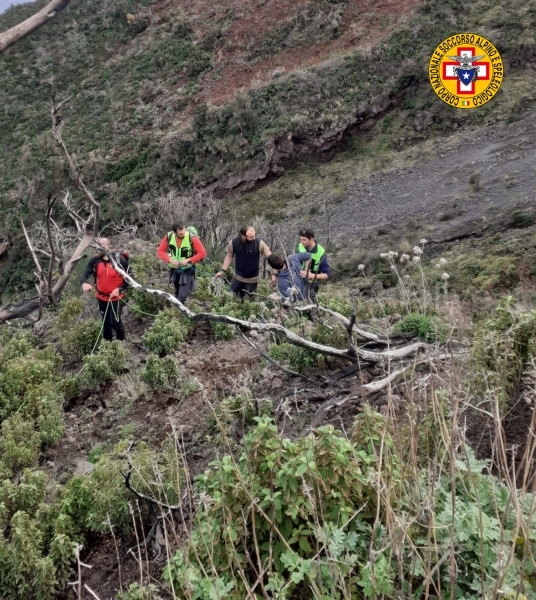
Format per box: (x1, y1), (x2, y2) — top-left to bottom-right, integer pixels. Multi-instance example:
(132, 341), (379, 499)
(310, 110), (536, 252)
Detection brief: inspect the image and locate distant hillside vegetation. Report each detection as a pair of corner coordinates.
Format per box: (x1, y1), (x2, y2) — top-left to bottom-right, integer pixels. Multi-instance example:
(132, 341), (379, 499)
(0, 0), (535, 295)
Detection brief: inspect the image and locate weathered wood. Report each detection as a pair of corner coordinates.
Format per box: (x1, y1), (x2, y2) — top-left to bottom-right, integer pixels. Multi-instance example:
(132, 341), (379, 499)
(0, 0), (73, 53)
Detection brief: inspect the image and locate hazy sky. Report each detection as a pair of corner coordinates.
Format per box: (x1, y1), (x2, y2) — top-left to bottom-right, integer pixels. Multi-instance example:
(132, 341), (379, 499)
(0, 0), (32, 15)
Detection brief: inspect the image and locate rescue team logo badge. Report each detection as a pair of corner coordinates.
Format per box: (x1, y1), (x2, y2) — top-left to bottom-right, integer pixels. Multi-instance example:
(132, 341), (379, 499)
(429, 33), (503, 109)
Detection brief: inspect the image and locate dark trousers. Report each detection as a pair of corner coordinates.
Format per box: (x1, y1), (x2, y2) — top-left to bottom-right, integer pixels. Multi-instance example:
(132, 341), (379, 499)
(231, 277), (257, 300)
(171, 268), (196, 304)
(97, 298), (125, 341)
(305, 281), (320, 303)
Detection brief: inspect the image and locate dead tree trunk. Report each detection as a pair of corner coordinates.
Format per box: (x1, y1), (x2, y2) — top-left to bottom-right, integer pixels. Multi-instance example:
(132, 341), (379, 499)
(0, 0), (73, 53)
(0, 95), (99, 323)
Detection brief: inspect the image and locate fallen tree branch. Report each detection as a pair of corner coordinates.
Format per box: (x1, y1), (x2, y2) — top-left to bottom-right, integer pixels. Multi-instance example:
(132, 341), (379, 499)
(110, 257), (427, 364)
(294, 305), (382, 342)
(0, 0), (73, 53)
(120, 465), (184, 512)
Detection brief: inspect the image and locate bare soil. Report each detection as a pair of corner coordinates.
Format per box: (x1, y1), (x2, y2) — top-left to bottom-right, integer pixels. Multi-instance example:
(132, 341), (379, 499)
(307, 108), (536, 252)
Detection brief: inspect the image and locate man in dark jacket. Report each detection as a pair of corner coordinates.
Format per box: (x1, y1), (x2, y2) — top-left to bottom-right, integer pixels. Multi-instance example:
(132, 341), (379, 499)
(216, 226), (271, 300)
(268, 252), (312, 307)
(80, 238), (133, 341)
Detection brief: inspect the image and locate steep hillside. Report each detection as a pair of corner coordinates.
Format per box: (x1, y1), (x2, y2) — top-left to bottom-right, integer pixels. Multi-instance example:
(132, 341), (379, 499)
(0, 0), (535, 228)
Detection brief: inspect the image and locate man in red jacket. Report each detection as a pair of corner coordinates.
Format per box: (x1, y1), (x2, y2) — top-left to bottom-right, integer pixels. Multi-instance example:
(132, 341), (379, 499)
(80, 238), (133, 341)
(157, 223), (207, 304)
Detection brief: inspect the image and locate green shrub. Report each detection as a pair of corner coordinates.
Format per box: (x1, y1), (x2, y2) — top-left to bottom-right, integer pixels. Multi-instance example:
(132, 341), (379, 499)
(130, 288), (169, 315)
(55, 297), (85, 330)
(59, 320), (102, 360)
(472, 297), (536, 409)
(58, 375), (80, 401)
(81, 341), (128, 388)
(141, 355), (183, 390)
(511, 210), (534, 228)
(55, 297), (102, 359)
(164, 414), (388, 598)
(211, 321), (236, 340)
(117, 582), (162, 600)
(209, 395), (256, 446)
(208, 291), (267, 340)
(142, 309), (192, 356)
(268, 342), (319, 373)
(394, 312), (447, 342)
(0, 414), (41, 476)
(310, 322), (347, 347)
(163, 412), (536, 599)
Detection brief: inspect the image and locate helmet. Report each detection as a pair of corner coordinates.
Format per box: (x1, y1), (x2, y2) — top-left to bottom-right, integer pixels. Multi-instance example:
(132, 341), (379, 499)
(186, 225), (198, 237)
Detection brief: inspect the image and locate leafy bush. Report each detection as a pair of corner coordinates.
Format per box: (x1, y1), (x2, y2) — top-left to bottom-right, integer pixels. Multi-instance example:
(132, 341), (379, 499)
(163, 411), (536, 599)
(141, 355), (183, 390)
(310, 321), (347, 347)
(117, 582), (162, 600)
(511, 210), (534, 228)
(209, 291), (267, 340)
(0, 333), (77, 599)
(142, 309), (192, 356)
(81, 340), (128, 388)
(0, 414), (41, 476)
(394, 312), (447, 342)
(60, 319), (102, 359)
(129, 253), (169, 315)
(163, 414), (391, 598)
(269, 342), (319, 373)
(472, 297), (536, 408)
(55, 297), (102, 359)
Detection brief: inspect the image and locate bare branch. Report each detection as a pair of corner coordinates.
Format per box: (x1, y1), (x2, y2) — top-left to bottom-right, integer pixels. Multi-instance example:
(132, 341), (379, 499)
(108, 256), (426, 365)
(50, 94), (100, 231)
(0, 0), (73, 53)
(120, 465), (183, 512)
(0, 97), (99, 325)
(294, 304), (382, 342)
(46, 195), (57, 304)
(20, 218), (43, 276)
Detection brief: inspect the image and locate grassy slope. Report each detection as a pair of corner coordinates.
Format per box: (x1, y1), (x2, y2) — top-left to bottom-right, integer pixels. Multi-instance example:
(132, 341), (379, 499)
(0, 0), (535, 298)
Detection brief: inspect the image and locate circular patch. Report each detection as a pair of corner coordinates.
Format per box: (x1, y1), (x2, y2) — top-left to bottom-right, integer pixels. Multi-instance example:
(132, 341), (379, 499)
(429, 33), (503, 109)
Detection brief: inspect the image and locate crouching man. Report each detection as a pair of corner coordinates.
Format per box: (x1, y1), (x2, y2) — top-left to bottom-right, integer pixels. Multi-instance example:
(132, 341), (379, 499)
(268, 251), (312, 309)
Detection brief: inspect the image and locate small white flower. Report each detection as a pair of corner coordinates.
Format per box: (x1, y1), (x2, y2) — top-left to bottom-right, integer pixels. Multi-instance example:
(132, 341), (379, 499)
(388, 250), (398, 258)
(380, 253), (387, 259)
(403, 274), (411, 280)
(439, 258), (447, 266)
(435, 263), (440, 268)
(413, 256), (421, 264)
(390, 265), (396, 271)
(400, 254), (410, 263)
(412, 246), (423, 256)
(441, 272), (450, 280)
(420, 238), (428, 245)
(358, 264), (365, 271)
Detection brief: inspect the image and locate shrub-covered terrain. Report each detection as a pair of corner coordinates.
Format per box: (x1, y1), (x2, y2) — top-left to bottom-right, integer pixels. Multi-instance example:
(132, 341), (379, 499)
(1, 0), (536, 596)
(1, 0), (536, 292)
(0, 234), (535, 597)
